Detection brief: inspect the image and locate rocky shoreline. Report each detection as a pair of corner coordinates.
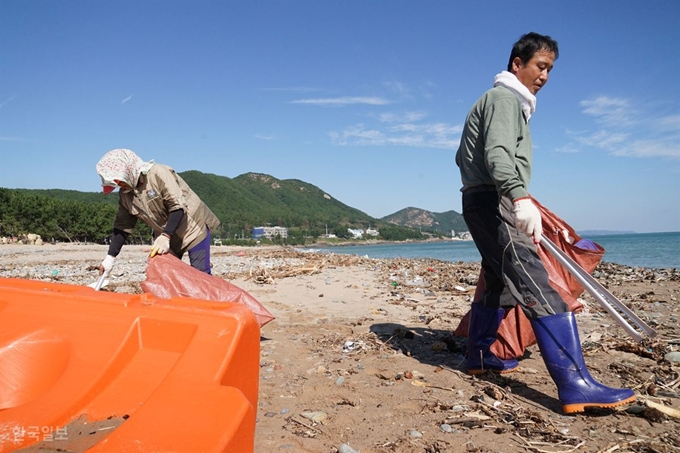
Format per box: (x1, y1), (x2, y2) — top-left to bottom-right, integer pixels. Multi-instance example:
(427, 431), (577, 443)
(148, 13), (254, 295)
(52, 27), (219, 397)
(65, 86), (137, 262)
(1, 243), (679, 452)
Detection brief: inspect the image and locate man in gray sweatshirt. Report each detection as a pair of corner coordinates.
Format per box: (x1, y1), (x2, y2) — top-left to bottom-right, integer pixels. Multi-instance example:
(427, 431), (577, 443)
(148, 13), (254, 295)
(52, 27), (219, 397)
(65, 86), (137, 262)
(455, 32), (635, 414)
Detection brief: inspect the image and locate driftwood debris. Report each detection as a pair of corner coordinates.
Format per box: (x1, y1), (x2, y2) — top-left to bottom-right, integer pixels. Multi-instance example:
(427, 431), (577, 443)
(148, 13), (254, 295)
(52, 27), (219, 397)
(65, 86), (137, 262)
(641, 397), (680, 420)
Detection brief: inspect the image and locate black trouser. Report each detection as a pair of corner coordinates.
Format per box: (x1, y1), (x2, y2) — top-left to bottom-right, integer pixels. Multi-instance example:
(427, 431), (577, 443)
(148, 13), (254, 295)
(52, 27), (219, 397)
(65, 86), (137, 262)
(462, 187), (568, 320)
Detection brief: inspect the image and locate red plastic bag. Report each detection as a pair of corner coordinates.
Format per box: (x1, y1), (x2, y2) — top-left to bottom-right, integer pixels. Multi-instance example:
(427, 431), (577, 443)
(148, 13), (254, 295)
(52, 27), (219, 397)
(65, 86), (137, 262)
(453, 196), (604, 359)
(532, 196), (605, 307)
(142, 254), (275, 327)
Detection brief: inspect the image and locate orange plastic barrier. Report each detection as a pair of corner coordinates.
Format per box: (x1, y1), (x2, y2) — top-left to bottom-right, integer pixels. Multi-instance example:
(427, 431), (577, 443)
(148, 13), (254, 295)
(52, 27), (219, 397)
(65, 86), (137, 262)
(0, 277), (261, 452)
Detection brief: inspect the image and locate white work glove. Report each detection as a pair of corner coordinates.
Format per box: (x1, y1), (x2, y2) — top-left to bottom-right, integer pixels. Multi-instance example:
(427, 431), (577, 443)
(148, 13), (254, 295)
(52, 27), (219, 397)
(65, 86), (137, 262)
(150, 234), (171, 257)
(512, 198), (542, 244)
(99, 254), (115, 278)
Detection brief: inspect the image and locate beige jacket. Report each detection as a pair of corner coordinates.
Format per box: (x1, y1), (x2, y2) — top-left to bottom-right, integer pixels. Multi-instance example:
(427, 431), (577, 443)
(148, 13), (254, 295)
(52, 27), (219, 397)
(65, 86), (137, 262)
(114, 164), (220, 254)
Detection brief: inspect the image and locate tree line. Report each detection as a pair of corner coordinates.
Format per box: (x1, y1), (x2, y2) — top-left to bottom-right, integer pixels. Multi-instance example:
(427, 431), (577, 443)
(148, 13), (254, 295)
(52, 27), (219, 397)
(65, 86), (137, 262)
(0, 188), (152, 244)
(0, 188), (426, 245)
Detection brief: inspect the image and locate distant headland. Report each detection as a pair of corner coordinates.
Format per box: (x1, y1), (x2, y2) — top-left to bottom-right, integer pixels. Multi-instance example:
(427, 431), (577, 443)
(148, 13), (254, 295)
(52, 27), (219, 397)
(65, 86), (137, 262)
(577, 230), (637, 236)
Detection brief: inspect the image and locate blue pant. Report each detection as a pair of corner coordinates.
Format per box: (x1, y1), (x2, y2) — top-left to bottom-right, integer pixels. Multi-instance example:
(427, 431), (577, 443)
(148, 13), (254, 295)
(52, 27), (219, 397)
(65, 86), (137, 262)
(187, 227), (213, 275)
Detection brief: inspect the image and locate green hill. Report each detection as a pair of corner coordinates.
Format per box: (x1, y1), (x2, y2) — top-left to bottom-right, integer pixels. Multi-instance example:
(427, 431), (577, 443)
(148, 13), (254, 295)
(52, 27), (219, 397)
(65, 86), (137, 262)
(3, 171), (429, 242)
(380, 207), (467, 236)
(179, 171), (375, 232)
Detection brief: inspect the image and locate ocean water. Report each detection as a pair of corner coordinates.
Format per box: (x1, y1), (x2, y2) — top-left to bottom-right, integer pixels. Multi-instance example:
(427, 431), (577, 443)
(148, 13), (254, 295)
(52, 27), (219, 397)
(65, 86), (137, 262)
(312, 231), (680, 269)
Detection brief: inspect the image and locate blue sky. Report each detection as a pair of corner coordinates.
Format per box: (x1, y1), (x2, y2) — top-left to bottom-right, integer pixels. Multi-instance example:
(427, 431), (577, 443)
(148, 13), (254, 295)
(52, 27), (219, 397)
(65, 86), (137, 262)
(1, 1), (679, 233)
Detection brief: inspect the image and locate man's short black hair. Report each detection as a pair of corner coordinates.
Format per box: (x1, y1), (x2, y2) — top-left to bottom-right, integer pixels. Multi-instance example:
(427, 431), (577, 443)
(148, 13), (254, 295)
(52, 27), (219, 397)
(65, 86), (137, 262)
(507, 32), (559, 71)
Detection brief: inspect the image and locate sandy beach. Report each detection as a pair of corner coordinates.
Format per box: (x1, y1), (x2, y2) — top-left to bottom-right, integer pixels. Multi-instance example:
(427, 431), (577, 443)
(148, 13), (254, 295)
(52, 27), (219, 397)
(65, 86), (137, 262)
(1, 243), (679, 452)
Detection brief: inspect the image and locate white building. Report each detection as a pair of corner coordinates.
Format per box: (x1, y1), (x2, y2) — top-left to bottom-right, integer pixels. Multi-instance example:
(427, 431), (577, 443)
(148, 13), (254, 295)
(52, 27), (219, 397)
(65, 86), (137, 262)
(347, 228), (364, 239)
(252, 226), (288, 239)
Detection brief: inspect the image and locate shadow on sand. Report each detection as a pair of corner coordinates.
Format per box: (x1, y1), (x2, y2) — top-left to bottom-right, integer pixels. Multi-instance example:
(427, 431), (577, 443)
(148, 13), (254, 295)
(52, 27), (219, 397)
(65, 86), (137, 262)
(367, 321), (622, 417)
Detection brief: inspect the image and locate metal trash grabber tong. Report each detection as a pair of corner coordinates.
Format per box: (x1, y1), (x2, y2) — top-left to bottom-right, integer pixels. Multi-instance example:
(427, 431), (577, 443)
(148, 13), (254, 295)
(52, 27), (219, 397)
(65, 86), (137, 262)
(540, 236), (658, 343)
(93, 273), (107, 291)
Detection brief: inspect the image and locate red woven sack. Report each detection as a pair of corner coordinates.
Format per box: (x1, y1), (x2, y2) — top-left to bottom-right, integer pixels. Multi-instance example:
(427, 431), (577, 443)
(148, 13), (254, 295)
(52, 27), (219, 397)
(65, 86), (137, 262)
(142, 254), (275, 327)
(453, 196), (604, 359)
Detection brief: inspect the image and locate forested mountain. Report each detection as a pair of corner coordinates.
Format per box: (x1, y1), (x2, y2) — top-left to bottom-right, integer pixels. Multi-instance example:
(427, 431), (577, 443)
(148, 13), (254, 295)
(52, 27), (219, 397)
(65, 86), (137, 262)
(1, 171), (436, 243)
(179, 172), (375, 235)
(381, 207), (467, 236)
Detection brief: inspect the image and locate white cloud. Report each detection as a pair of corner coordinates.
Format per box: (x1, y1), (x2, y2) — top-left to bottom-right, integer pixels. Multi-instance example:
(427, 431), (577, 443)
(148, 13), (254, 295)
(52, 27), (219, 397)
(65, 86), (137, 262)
(388, 122), (460, 136)
(653, 114), (680, 133)
(260, 87), (320, 92)
(254, 134), (275, 140)
(575, 130), (629, 149)
(290, 96), (390, 106)
(296, 83), (459, 149)
(553, 144), (580, 153)
(580, 96), (636, 127)
(378, 111), (427, 123)
(418, 80), (436, 100)
(329, 117), (462, 149)
(121, 95), (133, 104)
(383, 80), (407, 94)
(559, 96), (680, 159)
(612, 138), (680, 158)
(382, 80), (412, 101)
(0, 96), (17, 109)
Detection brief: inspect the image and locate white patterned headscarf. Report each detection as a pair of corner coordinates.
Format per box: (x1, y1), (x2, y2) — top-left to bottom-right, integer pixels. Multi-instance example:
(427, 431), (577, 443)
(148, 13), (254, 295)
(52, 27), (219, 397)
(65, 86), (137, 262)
(96, 149), (155, 194)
